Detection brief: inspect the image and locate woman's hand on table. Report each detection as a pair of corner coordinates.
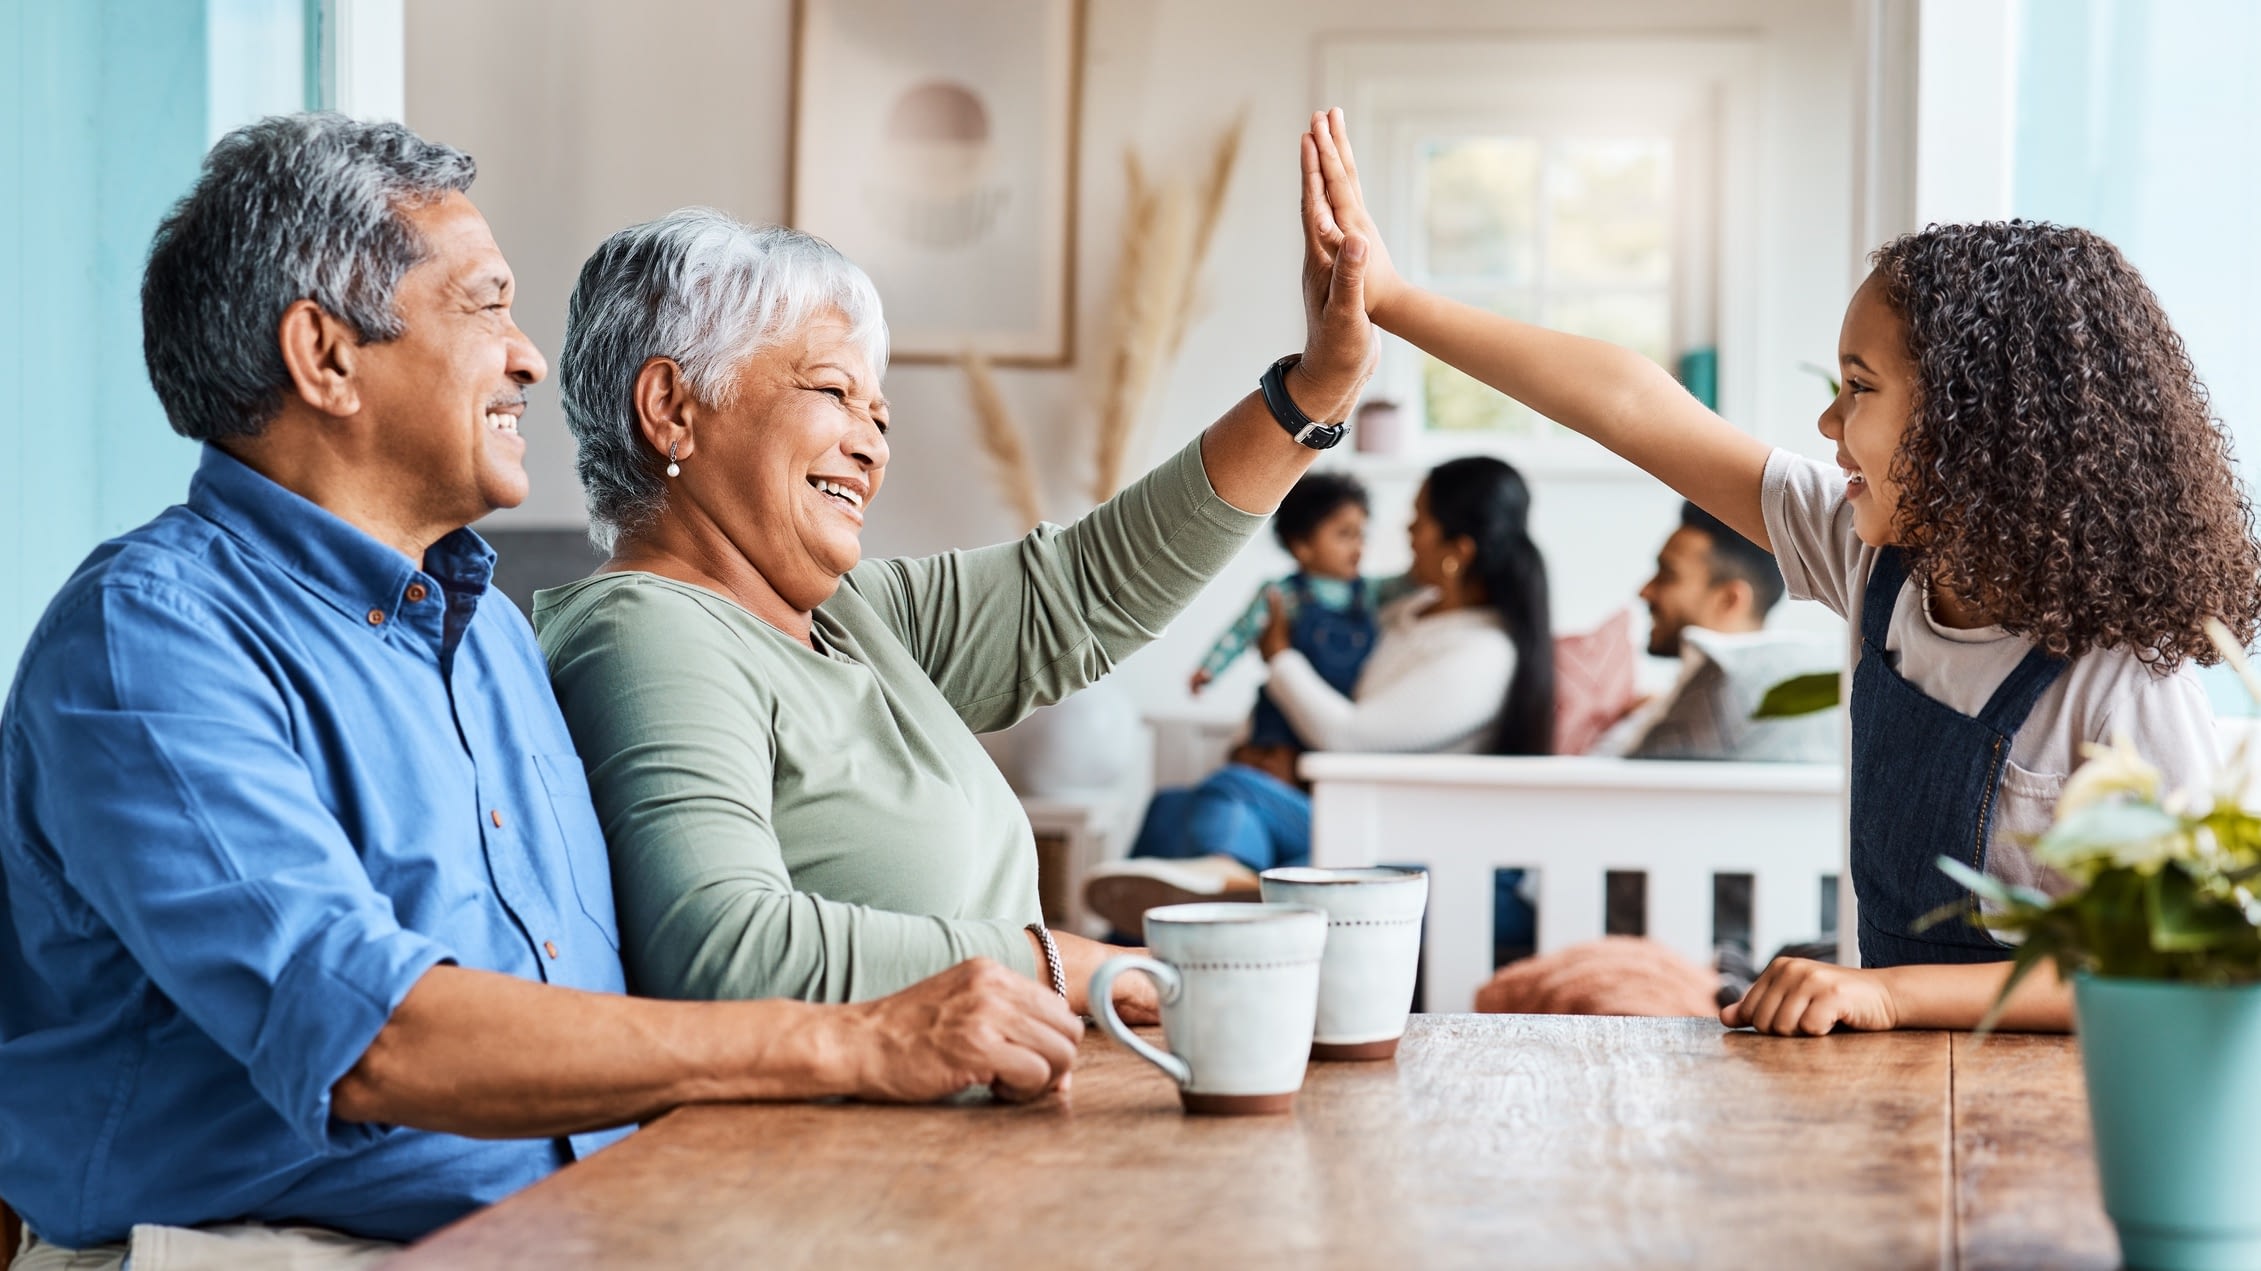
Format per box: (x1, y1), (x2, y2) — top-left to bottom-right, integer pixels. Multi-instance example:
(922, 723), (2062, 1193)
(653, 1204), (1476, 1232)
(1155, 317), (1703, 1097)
(1256, 587), (1293, 661)
(1052, 930), (1162, 1026)
(1720, 957), (1897, 1035)
(841, 959), (1083, 1103)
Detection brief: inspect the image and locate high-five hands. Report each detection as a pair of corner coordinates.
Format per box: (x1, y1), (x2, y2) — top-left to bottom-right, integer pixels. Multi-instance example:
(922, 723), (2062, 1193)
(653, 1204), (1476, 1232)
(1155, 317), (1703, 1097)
(1289, 112), (1381, 424)
(1302, 108), (1407, 325)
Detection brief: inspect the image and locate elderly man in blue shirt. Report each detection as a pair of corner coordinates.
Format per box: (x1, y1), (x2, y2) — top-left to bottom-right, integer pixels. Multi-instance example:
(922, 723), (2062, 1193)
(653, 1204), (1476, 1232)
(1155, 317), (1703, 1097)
(0, 114), (1084, 1268)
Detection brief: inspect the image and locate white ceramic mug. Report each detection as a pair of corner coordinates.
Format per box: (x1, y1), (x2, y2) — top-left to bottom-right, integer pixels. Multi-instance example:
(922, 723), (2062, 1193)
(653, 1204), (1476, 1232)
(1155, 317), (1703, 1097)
(1089, 903), (1328, 1114)
(1258, 866), (1428, 1060)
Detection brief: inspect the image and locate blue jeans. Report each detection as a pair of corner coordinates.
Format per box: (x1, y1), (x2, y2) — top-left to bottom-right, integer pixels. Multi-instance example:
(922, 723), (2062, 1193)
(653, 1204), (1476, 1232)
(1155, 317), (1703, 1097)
(1131, 763), (1311, 872)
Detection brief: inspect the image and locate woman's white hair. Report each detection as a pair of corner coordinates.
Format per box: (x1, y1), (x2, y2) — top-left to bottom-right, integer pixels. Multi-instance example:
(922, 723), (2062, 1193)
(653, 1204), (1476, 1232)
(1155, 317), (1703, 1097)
(559, 207), (888, 551)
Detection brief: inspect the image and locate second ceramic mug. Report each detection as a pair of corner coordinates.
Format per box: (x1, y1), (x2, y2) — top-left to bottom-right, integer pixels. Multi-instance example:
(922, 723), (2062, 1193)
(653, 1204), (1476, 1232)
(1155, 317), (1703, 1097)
(1089, 902), (1328, 1114)
(1258, 866), (1428, 1060)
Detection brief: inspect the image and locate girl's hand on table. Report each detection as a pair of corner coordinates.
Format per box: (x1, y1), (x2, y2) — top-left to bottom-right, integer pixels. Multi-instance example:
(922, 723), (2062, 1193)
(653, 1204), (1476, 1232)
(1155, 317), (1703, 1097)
(1720, 957), (1898, 1035)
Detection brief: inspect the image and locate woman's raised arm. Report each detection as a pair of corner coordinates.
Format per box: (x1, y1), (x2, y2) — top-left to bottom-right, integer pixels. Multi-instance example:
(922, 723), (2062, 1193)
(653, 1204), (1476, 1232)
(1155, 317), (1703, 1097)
(1303, 109), (1774, 551)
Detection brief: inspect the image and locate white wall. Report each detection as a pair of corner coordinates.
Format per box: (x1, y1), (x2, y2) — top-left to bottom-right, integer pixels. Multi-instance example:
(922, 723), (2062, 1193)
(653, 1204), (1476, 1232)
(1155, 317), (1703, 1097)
(2008, 0), (2261, 711)
(408, 0), (1858, 724)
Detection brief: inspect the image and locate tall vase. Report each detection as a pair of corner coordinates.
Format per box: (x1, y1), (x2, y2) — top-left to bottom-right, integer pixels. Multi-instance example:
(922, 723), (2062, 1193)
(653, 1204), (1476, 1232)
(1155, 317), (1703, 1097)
(2075, 976), (2261, 1271)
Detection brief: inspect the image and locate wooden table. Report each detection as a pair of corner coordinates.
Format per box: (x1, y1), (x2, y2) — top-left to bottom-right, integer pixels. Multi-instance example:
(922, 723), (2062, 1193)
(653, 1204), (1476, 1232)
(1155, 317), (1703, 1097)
(395, 1016), (2116, 1269)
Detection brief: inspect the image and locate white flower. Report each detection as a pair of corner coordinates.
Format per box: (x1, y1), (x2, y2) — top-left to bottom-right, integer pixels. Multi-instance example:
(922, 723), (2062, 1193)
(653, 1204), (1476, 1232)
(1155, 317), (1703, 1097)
(2055, 732), (2163, 822)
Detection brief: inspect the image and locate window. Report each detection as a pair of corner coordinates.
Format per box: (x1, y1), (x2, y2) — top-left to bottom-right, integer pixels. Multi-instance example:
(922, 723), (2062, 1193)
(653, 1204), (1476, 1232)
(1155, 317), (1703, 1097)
(1417, 135), (1675, 436)
(1322, 36), (1756, 467)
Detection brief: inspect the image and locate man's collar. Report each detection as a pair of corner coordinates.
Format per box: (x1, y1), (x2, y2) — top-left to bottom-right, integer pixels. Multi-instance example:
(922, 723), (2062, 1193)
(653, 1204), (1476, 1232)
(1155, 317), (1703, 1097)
(188, 444), (495, 633)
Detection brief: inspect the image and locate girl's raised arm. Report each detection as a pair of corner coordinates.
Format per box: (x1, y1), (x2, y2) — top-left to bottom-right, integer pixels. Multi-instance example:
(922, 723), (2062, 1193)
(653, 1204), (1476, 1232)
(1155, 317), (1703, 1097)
(1304, 109), (1775, 550)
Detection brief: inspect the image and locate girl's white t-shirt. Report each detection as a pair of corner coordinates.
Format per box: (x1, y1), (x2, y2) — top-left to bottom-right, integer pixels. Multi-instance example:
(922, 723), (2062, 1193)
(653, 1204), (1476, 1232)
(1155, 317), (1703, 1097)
(1262, 588), (1516, 755)
(1762, 450), (2220, 896)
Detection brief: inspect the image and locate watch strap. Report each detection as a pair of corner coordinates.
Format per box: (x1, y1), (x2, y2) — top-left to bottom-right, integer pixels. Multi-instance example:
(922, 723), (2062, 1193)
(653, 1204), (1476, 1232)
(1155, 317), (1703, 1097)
(1259, 354), (1348, 450)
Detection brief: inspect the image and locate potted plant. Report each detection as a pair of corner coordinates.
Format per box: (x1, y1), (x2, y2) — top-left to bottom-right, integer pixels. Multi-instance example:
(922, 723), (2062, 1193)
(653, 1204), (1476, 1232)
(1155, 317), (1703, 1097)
(1937, 619), (2261, 1271)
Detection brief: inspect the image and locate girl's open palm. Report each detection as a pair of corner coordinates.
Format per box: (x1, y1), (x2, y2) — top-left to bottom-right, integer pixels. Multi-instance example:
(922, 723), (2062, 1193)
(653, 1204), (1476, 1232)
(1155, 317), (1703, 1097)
(1303, 108), (1406, 320)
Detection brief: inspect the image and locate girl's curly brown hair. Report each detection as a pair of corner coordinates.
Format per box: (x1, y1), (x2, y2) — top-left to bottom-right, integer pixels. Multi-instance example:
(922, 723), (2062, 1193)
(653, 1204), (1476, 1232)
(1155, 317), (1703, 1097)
(1872, 221), (2261, 668)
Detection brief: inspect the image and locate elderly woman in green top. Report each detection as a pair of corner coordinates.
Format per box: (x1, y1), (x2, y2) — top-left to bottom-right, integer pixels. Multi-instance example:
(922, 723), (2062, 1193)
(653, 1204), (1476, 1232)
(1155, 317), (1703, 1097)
(535, 156), (1376, 1017)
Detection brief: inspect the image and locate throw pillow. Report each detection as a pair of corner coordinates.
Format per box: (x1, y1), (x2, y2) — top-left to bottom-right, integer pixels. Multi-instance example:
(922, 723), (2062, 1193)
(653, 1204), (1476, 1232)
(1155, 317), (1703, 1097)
(1552, 608), (1640, 756)
(1626, 627), (1842, 762)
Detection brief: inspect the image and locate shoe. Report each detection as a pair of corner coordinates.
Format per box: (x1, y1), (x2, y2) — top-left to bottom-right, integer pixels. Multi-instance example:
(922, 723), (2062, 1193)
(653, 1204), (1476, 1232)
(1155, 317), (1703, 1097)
(1083, 856), (1261, 938)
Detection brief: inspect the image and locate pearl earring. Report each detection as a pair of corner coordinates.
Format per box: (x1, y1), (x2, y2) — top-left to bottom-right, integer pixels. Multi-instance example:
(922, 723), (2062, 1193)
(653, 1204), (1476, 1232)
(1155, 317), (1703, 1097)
(665, 442), (681, 479)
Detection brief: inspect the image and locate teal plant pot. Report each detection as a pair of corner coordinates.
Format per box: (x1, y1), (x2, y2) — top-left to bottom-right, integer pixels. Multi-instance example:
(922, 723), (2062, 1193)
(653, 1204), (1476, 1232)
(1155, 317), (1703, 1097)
(2075, 976), (2261, 1270)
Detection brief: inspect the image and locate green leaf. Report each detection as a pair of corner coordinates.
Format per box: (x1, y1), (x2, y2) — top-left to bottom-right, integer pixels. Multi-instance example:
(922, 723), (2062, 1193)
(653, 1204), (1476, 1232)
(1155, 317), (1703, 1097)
(1973, 941), (2056, 1039)
(1934, 856), (2048, 911)
(2034, 801), (2184, 860)
(2146, 865), (2257, 953)
(1752, 672), (1841, 720)
(1912, 895), (1972, 935)
(2079, 869), (2172, 977)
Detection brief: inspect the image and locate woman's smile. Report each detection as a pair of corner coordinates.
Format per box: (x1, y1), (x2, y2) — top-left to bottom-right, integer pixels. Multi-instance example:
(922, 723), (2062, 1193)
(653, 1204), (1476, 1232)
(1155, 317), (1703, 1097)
(808, 473), (868, 526)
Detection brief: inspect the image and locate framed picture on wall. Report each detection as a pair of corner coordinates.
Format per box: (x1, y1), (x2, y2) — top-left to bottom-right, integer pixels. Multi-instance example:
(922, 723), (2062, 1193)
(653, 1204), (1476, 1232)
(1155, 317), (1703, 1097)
(790, 0), (1084, 366)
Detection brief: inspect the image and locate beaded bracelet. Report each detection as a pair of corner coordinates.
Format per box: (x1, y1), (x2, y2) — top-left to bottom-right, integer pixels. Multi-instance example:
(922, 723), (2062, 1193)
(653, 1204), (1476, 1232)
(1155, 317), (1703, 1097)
(1026, 923), (1068, 1001)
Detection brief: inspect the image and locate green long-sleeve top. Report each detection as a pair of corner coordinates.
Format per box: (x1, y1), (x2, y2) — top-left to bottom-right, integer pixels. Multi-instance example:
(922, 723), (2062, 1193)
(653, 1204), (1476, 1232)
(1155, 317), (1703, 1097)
(532, 438), (1264, 1003)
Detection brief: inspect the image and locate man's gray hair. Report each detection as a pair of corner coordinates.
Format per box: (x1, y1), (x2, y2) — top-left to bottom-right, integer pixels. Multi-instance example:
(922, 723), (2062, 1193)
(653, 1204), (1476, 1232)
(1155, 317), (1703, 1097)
(141, 112), (477, 442)
(559, 209), (889, 551)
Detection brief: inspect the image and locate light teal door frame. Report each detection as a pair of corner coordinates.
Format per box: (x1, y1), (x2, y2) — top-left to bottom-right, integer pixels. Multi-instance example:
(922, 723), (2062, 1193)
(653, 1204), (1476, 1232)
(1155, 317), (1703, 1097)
(1, 0), (318, 671)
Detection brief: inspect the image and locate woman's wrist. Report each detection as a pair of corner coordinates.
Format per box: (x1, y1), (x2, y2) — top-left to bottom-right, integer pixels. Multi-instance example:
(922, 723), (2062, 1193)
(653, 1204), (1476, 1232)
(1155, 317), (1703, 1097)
(1283, 361), (1363, 425)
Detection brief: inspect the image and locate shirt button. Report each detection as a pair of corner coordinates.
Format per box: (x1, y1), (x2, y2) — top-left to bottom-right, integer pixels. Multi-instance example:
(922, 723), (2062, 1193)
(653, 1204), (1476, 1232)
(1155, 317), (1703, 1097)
(490, 808), (504, 828)
(404, 582), (429, 603)
(366, 609), (385, 625)
(544, 941), (559, 960)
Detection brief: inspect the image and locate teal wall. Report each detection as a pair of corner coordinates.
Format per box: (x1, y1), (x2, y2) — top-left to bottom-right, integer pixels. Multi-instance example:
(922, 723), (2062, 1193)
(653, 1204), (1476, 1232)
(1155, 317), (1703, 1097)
(2, 0), (309, 673)
(2012, 0), (2261, 705)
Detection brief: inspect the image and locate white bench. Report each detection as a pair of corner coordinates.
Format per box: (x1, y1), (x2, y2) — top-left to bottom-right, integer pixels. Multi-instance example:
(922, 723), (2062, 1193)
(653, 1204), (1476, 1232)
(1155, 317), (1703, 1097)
(1300, 753), (1844, 1013)
(1155, 714), (2261, 1015)
(1147, 711), (1848, 1012)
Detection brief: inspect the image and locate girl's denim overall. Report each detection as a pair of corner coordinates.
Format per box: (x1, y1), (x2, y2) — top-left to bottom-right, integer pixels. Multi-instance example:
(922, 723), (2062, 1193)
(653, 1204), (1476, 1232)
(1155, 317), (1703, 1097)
(1849, 547), (2064, 967)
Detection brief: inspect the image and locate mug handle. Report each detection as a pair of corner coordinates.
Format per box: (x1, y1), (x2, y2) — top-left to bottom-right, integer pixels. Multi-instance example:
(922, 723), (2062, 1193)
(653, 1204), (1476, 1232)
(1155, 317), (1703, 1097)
(1089, 955), (1190, 1087)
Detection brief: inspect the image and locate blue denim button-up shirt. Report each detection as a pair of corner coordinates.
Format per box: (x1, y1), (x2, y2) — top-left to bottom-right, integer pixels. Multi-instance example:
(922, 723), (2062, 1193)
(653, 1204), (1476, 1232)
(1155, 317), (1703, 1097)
(0, 447), (631, 1248)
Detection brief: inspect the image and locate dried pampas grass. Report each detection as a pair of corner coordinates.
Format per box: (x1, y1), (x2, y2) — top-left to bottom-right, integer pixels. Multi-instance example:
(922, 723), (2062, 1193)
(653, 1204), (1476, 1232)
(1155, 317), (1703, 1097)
(1091, 116), (1245, 502)
(956, 114), (1246, 516)
(959, 350), (1044, 532)
(1094, 154), (1196, 503)
(1166, 109), (1244, 363)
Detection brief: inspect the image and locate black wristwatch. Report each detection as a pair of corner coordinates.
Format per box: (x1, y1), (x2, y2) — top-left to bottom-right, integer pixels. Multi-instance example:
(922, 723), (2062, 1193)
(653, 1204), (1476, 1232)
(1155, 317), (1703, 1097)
(1259, 354), (1349, 450)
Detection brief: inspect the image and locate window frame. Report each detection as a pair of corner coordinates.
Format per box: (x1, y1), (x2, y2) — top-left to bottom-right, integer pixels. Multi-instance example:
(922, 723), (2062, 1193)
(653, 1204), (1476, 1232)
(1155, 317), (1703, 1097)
(1319, 35), (1760, 474)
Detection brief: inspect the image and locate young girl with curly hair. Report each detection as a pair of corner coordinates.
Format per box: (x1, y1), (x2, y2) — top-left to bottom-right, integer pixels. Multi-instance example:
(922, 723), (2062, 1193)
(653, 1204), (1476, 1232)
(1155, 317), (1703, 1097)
(1299, 109), (2261, 1034)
